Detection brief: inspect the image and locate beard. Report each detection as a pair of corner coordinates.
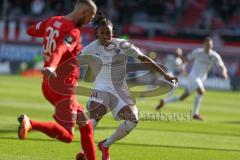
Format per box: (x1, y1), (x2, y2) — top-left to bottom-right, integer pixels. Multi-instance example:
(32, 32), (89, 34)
(76, 17), (85, 27)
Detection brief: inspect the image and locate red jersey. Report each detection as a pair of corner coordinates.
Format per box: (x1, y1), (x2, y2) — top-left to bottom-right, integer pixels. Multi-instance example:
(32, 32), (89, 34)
(27, 16), (82, 95)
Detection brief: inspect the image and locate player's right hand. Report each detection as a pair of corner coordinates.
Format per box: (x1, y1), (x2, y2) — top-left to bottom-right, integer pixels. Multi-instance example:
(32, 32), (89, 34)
(42, 68), (57, 78)
(163, 73), (178, 84)
(223, 73), (229, 79)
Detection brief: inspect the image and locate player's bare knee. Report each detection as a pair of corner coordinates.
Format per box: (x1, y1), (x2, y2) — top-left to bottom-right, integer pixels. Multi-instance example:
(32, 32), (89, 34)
(180, 94), (188, 101)
(129, 114), (138, 124)
(89, 111), (103, 121)
(179, 96), (185, 101)
(180, 90), (190, 101)
(119, 112), (138, 125)
(118, 112), (137, 122)
(199, 91), (205, 95)
(197, 88), (205, 95)
(118, 105), (138, 122)
(87, 101), (106, 121)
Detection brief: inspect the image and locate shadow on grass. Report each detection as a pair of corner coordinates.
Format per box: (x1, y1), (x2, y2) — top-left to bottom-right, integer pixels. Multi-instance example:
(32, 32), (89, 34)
(0, 129), (17, 134)
(96, 126), (240, 138)
(221, 121), (240, 125)
(115, 142), (240, 153)
(0, 136), (58, 142)
(1, 126), (240, 138)
(1, 136), (240, 153)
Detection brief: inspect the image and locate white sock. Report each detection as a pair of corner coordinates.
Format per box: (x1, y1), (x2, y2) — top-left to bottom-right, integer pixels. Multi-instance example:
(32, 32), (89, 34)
(90, 119), (98, 130)
(103, 121), (137, 148)
(193, 94), (202, 115)
(164, 96), (180, 104)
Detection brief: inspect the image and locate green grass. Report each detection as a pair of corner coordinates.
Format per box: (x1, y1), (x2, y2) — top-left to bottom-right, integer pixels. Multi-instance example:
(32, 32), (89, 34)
(0, 75), (240, 160)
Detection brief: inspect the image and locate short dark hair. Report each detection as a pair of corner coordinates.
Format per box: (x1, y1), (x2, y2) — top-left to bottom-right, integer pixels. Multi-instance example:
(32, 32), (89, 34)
(76, 0), (96, 9)
(204, 37), (213, 42)
(77, 0), (93, 4)
(92, 11), (113, 30)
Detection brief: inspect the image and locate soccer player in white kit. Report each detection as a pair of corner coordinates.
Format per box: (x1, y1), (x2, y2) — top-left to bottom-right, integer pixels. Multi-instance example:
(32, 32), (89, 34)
(160, 48), (186, 101)
(156, 37), (228, 120)
(78, 14), (177, 160)
(163, 48), (185, 76)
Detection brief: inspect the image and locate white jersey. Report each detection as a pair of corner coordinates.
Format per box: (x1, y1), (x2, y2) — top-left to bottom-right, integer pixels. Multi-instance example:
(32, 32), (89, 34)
(187, 48), (224, 81)
(164, 54), (183, 74)
(79, 38), (144, 93)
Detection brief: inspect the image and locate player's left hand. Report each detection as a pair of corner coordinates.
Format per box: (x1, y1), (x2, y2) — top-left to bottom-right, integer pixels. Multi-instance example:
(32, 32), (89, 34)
(163, 73), (178, 84)
(223, 72), (229, 79)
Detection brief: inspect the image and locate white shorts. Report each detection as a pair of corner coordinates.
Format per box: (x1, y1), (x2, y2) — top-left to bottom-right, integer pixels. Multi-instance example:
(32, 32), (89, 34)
(87, 89), (138, 121)
(186, 77), (205, 93)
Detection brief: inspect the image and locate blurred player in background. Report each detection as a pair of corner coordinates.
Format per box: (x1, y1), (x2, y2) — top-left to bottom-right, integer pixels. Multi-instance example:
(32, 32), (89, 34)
(159, 48), (186, 98)
(79, 13), (177, 160)
(156, 37), (228, 120)
(17, 1), (97, 160)
(163, 48), (186, 76)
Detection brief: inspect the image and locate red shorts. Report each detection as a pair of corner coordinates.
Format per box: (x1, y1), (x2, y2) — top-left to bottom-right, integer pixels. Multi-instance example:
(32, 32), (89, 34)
(42, 81), (84, 132)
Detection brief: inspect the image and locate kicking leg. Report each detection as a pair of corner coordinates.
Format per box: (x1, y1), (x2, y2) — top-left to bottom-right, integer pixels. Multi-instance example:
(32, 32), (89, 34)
(156, 89), (190, 110)
(29, 119), (74, 143)
(18, 114), (32, 140)
(87, 101), (108, 129)
(18, 114), (74, 143)
(193, 87), (205, 120)
(103, 105), (138, 147)
(99, 105), (138, 160)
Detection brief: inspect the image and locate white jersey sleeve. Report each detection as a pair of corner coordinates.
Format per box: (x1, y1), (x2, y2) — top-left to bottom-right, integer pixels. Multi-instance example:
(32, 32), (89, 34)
(187, 48), (200, 60)
(78, 41), (98, 66)
(124, 41), (144, 58)
(213, 52), (224, 67)
(80, 42), (96, 56)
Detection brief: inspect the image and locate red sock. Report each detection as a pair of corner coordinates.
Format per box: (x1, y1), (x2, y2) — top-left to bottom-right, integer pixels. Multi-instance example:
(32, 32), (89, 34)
(30, 120), (73, 143)
(79, 121), (96, 160)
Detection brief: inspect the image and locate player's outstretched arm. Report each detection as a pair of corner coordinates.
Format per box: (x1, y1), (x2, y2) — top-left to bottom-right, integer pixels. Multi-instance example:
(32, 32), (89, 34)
(27, 20), (47, 37)
(214, 52), (228, 79)
(219, 65), (228, 79)
(138, 55), (178, 84)
(42, 44), (67, 78)
(43, 29), (80, 78)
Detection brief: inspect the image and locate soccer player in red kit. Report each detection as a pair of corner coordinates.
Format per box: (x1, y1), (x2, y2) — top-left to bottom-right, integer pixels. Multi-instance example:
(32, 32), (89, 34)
(17, 1), (97, 160)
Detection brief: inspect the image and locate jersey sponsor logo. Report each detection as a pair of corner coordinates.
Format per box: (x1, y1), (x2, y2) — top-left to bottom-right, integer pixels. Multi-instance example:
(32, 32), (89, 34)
(64, 34), (74, 47)
(53, 21), (62, 28)
(103, 40), (133, 52)
(119, 40), (132, 50)
(114, 48), (121, 54)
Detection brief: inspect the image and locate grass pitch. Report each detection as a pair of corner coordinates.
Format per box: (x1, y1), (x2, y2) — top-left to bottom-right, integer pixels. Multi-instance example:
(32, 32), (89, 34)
(0, 75), (240, 160)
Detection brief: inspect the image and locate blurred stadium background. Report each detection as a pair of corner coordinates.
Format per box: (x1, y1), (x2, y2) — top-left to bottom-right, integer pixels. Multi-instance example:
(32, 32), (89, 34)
(0, 0), (240, 90)
(0, 1), (240, 160)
